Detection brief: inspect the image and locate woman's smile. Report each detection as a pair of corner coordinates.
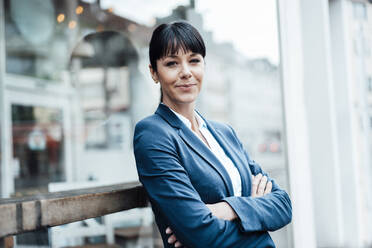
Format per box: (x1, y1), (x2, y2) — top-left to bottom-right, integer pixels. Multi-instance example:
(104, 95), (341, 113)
(176, 83), (197, 90)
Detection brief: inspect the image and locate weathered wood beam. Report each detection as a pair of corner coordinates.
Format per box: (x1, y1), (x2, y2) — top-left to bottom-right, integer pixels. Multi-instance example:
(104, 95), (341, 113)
(0, 182), (147, 238)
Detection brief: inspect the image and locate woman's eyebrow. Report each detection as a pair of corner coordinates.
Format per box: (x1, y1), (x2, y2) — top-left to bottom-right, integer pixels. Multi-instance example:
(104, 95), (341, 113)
(163, 54), (178, 59)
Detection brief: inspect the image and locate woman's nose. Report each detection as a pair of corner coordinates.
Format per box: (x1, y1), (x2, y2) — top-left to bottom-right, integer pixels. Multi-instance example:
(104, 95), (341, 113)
(180, 63), (192, 79)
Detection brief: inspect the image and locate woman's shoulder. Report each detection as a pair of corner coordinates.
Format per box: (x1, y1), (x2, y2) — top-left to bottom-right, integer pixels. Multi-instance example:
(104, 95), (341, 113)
(206, 119), (241, 143)
(135, 114), (165, 129)
(133, 114), (175, 141)
(207, 120), (234, 134)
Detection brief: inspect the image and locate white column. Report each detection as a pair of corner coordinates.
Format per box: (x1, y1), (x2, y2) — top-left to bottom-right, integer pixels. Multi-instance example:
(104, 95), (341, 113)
(277, 1), (316, 247)
(300, 0), (345, 246)
(329, 0), (366, 246)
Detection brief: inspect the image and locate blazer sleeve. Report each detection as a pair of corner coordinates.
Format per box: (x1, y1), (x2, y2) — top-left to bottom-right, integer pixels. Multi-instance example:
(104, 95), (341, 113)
(222, 126), (292, 233)
(133, 121), (273, 248)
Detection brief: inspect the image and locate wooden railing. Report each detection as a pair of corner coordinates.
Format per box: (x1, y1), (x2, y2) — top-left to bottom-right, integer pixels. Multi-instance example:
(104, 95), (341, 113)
(0, 182), (148, 247)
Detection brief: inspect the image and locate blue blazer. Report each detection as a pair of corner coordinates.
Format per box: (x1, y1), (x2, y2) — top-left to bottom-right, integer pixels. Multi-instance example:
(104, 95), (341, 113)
(133, 103), (292, 248)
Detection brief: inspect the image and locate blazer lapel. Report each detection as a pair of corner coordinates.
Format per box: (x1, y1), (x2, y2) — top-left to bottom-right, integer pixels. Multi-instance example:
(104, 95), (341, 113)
(155, 104), (235, 197)
(177, 127), (234, 196)
(202, 118), (251, 196)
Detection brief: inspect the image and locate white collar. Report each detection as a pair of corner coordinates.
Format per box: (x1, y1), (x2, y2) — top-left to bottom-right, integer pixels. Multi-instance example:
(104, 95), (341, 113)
(161, 103), (206, 130)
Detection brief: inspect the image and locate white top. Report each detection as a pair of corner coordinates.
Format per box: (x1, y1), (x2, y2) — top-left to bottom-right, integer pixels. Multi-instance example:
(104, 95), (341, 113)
(166, 105), (242, 196)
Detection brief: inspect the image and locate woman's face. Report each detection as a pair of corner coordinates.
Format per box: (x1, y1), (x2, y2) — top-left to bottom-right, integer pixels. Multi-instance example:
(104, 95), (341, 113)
(150, 50), (205, 107)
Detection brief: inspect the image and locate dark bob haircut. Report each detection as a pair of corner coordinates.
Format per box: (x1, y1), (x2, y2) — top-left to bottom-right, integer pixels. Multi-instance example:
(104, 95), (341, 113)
(149, 21), (206, 72)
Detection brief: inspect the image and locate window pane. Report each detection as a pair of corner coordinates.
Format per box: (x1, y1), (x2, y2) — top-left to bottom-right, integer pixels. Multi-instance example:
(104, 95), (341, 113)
(5, 0), (72, 81)
(12, 105), (65, 196)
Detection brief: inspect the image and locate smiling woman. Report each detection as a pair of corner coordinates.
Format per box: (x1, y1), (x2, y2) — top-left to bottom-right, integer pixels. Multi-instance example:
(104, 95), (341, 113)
(150, 50), (204, 106)
(148, 22), (205, 106)
(133, 21), (292, 248)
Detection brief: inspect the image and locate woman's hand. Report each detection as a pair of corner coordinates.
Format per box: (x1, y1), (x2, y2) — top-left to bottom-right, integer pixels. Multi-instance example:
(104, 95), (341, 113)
(166, 227), (184, 247)
(251, 173), (272, 197)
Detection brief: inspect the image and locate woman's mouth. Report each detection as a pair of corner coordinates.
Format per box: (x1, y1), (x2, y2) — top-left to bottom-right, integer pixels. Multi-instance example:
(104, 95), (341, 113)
(177, 84), (196, 89)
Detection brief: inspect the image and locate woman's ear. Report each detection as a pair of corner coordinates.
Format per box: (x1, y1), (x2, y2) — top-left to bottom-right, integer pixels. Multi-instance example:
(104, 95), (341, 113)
(149, 64), (158, 83)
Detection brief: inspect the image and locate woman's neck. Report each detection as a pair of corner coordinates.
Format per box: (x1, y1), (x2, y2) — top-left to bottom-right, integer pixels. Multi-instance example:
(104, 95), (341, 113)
(162, 101), (198, 130)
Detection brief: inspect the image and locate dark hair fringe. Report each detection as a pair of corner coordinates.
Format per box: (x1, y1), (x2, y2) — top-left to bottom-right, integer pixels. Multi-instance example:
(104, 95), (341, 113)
(149, 21), (206, 73)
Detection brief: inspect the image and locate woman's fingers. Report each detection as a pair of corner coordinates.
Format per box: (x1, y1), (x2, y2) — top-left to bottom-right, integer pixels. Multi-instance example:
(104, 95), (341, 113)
(166, 227), (183, 247)
(166, 227), (172, 234)
(168, 234), (177, 244)
(264, 181), (272, 195)
(257, 175), (268, 196)
(175, 241), (183, 247)
(251, 173), (262, 197)
(251, 174), (272, 197)
(166, 227), (176, 244)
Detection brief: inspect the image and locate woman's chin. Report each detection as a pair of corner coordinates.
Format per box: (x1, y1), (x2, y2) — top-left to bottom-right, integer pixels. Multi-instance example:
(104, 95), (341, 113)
(177, 95), (198, 104)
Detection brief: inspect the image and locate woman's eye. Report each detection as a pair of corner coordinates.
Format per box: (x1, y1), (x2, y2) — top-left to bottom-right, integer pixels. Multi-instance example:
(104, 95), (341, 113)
(166, 61), (177, 67)
(190, 59), (200, 63)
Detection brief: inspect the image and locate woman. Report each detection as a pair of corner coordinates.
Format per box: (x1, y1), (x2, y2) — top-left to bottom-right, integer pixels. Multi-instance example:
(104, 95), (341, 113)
(133, 21), (292, 248)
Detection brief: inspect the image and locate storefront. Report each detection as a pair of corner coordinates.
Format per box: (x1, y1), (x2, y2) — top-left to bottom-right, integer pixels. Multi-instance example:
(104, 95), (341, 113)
(0, 0), (155, 198)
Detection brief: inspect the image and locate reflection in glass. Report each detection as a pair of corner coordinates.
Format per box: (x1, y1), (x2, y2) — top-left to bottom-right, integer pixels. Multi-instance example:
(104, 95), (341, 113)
(5, 0), (77, 81)
(12, 105), (64, 196)
(71, 31), (136, 150)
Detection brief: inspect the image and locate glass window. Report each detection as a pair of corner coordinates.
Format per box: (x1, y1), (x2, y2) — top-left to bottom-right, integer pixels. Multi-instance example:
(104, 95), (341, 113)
(5, 0), (73, 81)
(12, 105), (65, 196)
